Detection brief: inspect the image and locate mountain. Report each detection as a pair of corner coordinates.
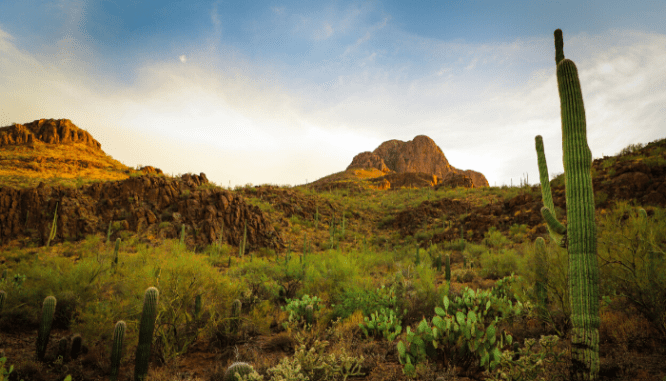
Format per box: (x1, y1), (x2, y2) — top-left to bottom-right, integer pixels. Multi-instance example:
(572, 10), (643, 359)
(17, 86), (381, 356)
(346, 135), (489, 189)
(0, 119), (282, 252)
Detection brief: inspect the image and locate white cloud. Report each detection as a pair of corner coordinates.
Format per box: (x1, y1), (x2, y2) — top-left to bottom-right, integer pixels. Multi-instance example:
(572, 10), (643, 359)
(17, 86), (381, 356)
(1, 25), (665, 188)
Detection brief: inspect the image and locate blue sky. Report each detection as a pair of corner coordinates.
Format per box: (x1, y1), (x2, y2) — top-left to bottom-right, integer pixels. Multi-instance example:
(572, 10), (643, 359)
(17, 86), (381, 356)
(1, 0), (665, 188)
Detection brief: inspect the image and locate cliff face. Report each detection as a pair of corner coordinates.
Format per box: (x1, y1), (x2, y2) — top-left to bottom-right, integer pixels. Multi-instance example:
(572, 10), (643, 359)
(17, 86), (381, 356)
(0, 119), (102, 149)
(346, 135), (489, 188)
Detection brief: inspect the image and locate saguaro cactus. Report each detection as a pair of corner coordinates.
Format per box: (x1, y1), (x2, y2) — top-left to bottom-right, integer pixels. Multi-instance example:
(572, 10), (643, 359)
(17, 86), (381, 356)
(113, 238), (121, 268)
(110, 320), (126, 381)
(445, 254), (451, 283)
(134, 287), (159, 381)
(534, 29), (600, 380)
(535, 237), (549, 322)
(36, 296), (57, 361)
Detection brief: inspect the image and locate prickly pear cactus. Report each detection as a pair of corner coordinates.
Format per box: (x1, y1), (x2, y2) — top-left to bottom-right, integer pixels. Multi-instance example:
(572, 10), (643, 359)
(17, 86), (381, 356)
(110, 320), (126, 381)
(224, 362), (254, 381)
(36, 296), (57, 361)
(134, 287), (159, 381)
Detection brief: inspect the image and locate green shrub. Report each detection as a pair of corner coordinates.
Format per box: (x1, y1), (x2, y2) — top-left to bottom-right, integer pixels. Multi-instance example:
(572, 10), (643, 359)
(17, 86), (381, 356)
(597, 202), (666, 338)
(332, 285), (397, 320)
(483, 227), (511, 249)
(507, 224), (529, 243)
(479, 249), (521, 280)
(485, 335), (568, 381)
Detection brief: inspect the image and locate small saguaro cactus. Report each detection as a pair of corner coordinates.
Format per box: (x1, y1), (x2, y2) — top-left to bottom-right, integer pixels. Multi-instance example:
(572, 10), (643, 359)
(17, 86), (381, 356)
(46, 202), (59, 247)
(445, 254), (451, 283)
(180, 224), (186, 247)
(110, 320), (126, 381)
(314, 206), (319, 229)
(239, 220), (247, 258)
(113, 238), (121, 268)
(535, 237), (549, 322)
(436, 254), (442, 272)
(134, 287), (159, 381)
(194, 294), (203, 319)
(232, 299), (242, 333)
(224, 362), (255, 381)
(106, 220), (113, 244)
(305, 304), (314, 327)
(57, 336), (71, 362)
(0, 290), (5, 315)
(36, 296), (57, 361)
(70, 334), (83, 360)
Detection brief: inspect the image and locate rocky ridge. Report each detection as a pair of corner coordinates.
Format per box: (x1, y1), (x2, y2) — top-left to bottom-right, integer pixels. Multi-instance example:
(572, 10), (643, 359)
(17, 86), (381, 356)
(347, 135), (489, 188)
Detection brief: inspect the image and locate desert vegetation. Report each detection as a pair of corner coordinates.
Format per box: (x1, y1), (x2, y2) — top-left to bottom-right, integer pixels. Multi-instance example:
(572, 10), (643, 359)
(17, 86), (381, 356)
(0, 170), (664, 380)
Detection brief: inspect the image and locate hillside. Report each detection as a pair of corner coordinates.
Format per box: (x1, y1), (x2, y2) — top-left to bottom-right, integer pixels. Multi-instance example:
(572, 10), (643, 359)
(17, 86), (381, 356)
(0, 118), (665, 381)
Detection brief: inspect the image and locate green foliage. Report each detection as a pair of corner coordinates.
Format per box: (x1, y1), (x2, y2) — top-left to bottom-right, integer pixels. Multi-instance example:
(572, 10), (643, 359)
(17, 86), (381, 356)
(485, 335), (568, 381)
(0, 356), (17, 381)
(507, 224), (529, 243)
(597, 202), (666, 337)
(333, 285), (396, 320)
(483, 227), (511, 249)
(618, 142), (644, 156)
(359, 307), (403, 342)
(398, 280), (526, 375)
(479, 249), (522, 280)
(282, 295), (322, 327)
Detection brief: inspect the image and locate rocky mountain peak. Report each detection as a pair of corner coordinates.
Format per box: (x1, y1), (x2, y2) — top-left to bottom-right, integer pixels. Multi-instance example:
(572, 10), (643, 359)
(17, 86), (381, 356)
(346, 135), (489, 188)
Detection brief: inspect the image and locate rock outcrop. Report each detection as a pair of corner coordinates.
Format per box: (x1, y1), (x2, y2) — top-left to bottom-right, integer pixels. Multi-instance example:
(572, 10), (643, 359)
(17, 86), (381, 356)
(0, 173), (284, 252)
(0, 119), (102, 149)
(346, 152), (392, 173)
(346, 135), (488, 188)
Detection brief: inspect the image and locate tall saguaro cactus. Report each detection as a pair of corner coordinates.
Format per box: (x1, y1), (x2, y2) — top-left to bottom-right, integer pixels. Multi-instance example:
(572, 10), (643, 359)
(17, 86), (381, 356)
(534, 29), (600, 380)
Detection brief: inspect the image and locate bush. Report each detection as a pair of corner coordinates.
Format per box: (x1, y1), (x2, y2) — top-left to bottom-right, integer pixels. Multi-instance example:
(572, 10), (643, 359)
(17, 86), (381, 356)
(597, 202), (666, 338)
(483, 227), (511, 249)
(332, 285), (397, 320)
(479, 249), (521, 280)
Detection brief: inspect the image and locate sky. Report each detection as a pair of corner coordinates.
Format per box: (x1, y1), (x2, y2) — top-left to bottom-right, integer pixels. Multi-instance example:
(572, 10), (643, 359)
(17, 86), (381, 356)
(1, 1), (665, 188)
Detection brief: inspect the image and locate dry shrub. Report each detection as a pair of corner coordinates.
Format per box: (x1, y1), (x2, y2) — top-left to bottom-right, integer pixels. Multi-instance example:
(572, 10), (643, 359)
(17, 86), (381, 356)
(599, 308), (657, 352)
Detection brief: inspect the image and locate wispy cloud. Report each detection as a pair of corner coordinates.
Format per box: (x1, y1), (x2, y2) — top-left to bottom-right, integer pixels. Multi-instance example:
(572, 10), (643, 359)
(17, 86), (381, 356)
(1, 23), (665, 187)
(210, 1), (222, 39)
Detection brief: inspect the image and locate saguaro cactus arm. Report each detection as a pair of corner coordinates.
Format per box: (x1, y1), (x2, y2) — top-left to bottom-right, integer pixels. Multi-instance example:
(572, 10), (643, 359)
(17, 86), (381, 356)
(535, 136), (566, 247)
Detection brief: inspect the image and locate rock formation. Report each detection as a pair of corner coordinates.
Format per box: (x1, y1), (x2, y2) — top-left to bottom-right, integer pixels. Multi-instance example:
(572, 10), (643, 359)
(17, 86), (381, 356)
(0, 119), (102, 149)
(0, 173), (284, 252)
(346, 135), (489, 188)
